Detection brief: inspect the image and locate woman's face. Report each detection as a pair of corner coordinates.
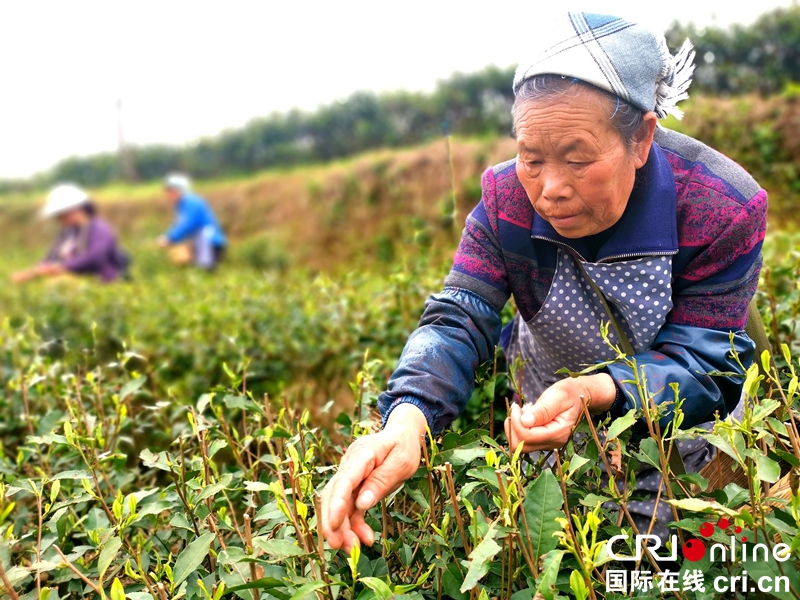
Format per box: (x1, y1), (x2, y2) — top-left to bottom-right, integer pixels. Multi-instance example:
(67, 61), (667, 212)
(57, 208), (86, 227)
(515, 90), (655, 239)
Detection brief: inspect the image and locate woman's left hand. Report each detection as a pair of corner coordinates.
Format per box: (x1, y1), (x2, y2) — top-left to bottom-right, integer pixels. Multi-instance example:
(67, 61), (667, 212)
(504, 373), (617, 453)
(11, 270), (34, 284)
(11, 263), (62, 283)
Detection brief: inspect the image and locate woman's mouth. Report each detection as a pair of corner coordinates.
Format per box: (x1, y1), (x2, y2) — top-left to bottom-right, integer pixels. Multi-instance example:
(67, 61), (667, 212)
(547, 214), (581, 226)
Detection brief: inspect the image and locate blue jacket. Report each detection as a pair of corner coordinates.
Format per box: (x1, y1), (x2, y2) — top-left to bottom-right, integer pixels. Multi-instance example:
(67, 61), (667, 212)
(166, 193), (227, 247)
(378, 128), (767, 434)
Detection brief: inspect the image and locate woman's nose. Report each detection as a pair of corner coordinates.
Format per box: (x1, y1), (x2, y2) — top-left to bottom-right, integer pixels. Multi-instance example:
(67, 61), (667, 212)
(541, 165), (572, 201)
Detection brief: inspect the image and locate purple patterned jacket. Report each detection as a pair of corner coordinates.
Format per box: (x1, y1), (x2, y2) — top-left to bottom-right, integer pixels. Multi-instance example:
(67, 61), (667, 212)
(379, 128), (767, 433)
(45, 218), (127, 282)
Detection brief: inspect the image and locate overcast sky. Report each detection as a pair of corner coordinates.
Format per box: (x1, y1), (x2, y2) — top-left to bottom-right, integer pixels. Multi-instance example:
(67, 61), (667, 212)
(0, 0), (796, 179)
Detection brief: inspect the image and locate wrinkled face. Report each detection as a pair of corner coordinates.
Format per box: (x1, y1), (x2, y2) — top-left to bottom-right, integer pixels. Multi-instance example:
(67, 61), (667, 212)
(515, 90), (651, 238)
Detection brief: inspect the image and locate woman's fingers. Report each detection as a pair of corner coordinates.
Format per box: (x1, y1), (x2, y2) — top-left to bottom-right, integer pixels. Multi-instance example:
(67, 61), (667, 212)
(321, 427), (422, 551)
(322, 438), (384, 545)
(347, 432), (420, 510)
(506, 405), (540, 452)
(507, 392), (582, 451)
(519, 381), (577, 427)
(320, 487), (355, 550)
(349, 509), (375, 547)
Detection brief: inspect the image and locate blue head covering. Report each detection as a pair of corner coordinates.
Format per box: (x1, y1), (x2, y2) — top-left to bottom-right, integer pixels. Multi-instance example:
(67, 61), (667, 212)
(513, 12), (695, 119)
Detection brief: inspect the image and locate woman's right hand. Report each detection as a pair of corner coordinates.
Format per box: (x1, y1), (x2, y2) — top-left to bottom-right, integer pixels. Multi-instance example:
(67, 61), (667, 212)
(320, 403), (427, 553)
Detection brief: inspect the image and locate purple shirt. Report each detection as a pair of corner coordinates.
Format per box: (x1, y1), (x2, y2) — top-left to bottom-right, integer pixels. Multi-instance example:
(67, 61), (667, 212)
(45, 218), (125, 282)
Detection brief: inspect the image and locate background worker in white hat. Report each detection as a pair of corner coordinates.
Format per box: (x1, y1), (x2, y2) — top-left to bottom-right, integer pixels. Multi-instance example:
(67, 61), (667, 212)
(12, 184), (129, 283)
(157, 173), (227, 270)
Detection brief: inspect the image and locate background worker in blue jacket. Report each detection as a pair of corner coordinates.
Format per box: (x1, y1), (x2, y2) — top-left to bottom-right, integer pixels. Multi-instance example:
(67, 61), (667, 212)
(157, 173), (227, 270)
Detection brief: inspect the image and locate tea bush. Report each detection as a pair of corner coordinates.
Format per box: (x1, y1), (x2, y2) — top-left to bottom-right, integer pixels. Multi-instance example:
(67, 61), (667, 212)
(1, 233), (800, 599)
(0, 252), (452, 411)
(2, 321), (800, 599)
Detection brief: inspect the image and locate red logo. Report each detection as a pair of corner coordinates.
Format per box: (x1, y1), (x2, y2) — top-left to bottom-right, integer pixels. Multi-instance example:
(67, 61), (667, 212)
(682, 538), (706, 562)
(699, 522), (714, 537)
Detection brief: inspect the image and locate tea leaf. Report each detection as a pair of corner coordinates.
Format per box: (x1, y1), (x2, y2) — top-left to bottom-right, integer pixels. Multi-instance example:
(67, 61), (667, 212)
(579, 493), (610, 508)
(195, 474), (233, 503)
(633, 437), (662, 469)
(752, 398), (780, 424)
(98, 536), (123, 581)
(438, 446), (486, 467)
(441, 562), (468, 600)
(674, 472), (709, 491)
(772, 448), (800, 468)
(207, 439), (228, 459)
(704, 434), (743, 465)
(665, 498), (737, 516)
(606, 409), (636, 440)
(288, 581), (328, 600)
(360, 577), (393, 599)
(223, 395), (260, 412)
(50, 470), (92, 480)
(252, 538), (305, 561)
(224, 577), (290, 595)
(119, 376), (147, 401)
(460, 527), (502, 593)
(110, 577), (126, 600)
(755, 454), (781, 483)
(566, 455), (590, 478)
(134, 500), (176, 521)
(535, 549), (564, 600)
(139, 449), (173, 472)
(244, 481), (271, 492)
(520, 470), (565, 560)
(172, 531), (215, 589)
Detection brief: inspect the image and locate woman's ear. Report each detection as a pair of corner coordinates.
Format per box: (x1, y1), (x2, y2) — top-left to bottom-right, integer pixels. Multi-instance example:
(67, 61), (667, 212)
(632, 111), (658, 168)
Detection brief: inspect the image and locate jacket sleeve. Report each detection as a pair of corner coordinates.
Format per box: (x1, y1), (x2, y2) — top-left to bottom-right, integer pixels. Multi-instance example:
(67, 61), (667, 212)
(378, 168), (511, 432)
(606, 188), (767, 432)
(378, 288), (502, 433)
(166, 200), (203, 243)
(62, 223), (115, 274)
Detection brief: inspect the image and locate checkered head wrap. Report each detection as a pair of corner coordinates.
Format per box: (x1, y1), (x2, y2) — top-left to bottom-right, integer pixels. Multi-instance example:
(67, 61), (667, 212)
(513, 12), (695, 119)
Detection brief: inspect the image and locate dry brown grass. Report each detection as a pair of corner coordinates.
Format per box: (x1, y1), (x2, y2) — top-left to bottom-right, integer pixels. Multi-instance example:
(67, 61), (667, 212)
(5, 93), (799, 268)
(1, 137), (518, 269)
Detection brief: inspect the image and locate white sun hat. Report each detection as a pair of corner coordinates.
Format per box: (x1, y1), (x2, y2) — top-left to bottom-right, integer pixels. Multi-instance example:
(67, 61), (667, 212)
(40, 184), (90, 219)
(164, 172), (192, 193)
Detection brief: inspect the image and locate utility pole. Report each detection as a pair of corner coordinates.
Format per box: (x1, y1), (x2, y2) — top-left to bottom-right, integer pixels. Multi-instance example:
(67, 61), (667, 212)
(117, 97), (137, 182)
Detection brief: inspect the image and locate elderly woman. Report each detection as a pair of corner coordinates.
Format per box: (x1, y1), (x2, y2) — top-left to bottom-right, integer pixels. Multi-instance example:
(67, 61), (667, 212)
(321, 12), (766, 551)
(12, 184), (129, 283)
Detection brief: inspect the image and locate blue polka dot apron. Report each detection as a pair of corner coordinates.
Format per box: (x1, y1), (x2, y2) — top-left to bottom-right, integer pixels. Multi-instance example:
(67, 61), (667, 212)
(505, 248), (731, 541)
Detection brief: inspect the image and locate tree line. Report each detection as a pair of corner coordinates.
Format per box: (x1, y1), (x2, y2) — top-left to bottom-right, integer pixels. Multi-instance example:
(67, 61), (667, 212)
(3, 5), (798, 193)
(666, 4), (800, 96)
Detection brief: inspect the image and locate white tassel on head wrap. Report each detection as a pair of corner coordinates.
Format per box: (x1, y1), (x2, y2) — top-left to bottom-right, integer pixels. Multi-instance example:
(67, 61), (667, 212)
(654, 38), (696, 120)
